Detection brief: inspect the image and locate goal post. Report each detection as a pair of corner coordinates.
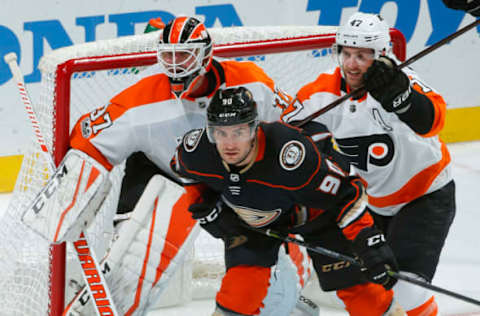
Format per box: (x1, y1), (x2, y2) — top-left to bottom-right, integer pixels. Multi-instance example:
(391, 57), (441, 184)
(0, 25), (406, 316)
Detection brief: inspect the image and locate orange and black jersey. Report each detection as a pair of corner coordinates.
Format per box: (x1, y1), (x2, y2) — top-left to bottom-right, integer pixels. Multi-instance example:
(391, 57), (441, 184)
(171, 121), (374, 240)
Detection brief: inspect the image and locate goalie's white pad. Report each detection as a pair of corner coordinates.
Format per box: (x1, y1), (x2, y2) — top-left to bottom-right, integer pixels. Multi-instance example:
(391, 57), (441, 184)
(22, 149), (111, 243)
(64, 175), (200, 316)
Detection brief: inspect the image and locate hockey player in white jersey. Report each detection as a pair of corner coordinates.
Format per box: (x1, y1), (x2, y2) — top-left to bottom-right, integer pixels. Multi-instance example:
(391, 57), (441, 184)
(40, 15), (314, 316)
(282, 12), (456, 316)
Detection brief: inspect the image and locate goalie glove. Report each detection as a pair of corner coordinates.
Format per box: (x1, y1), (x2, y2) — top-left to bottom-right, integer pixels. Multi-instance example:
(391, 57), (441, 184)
(363, 56), (412, 114)
(352, 226), (398, 290)
(443, 0), (480, 16)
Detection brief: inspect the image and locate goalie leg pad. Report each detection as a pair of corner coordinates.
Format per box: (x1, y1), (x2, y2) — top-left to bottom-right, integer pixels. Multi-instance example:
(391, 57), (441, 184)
(107, 175), (199, 315)
(22, 149), (111, 243)
(64, 175), (199, 316)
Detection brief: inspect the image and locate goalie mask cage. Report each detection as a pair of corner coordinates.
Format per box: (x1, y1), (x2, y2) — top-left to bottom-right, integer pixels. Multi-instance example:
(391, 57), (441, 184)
(0, 25), (405, 316)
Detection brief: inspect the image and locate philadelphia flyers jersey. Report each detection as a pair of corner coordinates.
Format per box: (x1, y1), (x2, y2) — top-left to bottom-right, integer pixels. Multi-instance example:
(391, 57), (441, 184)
(282, 66), (452, 215)
(171, 121), (370, 239)
(70, 59), (290, 179)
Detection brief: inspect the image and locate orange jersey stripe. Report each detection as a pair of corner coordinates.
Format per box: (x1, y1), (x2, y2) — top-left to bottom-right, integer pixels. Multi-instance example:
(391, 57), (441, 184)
(221, 60), (276, 91)
(297, 68), (342, 102)
(415, 84), (447, 137)
(368, 140), (451, 208)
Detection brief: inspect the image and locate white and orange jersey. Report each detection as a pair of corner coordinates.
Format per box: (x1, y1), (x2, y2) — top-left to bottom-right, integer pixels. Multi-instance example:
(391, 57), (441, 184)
(282, 66), (452, 216)
(70, 59), (288, 179)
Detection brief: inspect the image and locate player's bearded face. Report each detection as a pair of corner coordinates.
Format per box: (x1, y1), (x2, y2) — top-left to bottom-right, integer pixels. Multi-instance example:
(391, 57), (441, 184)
(340, 46), (375, 89)
(212, 123), (256, 165)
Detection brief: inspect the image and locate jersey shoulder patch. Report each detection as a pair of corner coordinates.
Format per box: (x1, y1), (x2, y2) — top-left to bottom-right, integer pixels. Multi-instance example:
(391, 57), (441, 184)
(279, 140), (306, 171)
(183, 128), (204, 152)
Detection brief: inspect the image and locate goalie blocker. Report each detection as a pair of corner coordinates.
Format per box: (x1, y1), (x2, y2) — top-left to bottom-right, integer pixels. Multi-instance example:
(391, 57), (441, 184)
(22, 149), (111, 243)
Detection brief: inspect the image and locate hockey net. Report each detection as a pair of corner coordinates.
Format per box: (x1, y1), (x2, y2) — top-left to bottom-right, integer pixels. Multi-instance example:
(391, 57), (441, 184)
(0, 25), (405, 315)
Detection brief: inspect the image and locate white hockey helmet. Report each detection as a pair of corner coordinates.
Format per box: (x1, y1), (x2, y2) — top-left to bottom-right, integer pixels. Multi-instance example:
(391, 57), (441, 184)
(334, 12), (391, 59)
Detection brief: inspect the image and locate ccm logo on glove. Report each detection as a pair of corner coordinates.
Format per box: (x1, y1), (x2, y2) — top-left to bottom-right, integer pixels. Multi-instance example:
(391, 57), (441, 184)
(367, 233), (386, 247)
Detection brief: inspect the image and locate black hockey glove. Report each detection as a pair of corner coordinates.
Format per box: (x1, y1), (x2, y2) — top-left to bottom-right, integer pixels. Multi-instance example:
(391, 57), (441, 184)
(363, 56), (412, 114)
(352, 226), (398, 290)
(443, 0), (480, 16)
(188, 198), (242, 240)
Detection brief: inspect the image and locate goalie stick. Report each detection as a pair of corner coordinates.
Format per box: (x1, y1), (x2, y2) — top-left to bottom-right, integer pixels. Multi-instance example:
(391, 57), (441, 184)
(293, 18), (480, 127)
(4, 52), (119, 316)
(249, 227), (480, 307)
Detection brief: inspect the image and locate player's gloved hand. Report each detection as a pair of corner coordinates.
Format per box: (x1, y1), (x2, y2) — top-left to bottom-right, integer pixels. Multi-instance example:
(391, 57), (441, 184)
(188, 197), (242, 240)
(363, 56), (412, 114)
(352, 226), (398, 290)
(443, 0), (480, 16)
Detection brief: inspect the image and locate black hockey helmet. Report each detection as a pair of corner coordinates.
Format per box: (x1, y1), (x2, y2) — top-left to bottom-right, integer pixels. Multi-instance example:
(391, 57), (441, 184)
(206, 87), (259, 142)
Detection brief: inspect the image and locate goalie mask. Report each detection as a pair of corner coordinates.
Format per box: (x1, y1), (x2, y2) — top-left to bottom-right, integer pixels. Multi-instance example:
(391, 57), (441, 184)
(158, 16), (213, 96)
(206, 87), (259, 144)
(333, 12), (392, 67)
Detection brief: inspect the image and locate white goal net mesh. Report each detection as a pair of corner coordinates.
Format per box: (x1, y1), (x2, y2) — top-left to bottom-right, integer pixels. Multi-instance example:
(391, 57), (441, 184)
(0, 25), (405, 316)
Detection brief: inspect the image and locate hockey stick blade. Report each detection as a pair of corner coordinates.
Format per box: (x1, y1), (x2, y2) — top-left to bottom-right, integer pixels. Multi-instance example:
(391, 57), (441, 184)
(293, 18), (480, 127)
(5, 53), (119, 316)
(250, 227), (480, 307)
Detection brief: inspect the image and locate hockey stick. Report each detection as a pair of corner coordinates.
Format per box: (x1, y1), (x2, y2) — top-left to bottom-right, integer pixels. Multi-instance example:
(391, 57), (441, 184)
(293, 18), (480, 127)
(249, 227), (480, 307)
(4, 52), (119, 316)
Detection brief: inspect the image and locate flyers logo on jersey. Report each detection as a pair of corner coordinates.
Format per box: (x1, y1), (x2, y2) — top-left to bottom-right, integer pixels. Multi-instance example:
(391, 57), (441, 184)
(279, 140), (306, 171)
(183, 128), (204, 152)
(335, 134), (394, 171)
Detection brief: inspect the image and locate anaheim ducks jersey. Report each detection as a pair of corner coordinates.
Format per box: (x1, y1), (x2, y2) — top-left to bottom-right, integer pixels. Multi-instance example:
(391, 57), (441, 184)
(70, 59), (289, 179)
(171, 121), (371, 240)
(282, 66), (452, 215)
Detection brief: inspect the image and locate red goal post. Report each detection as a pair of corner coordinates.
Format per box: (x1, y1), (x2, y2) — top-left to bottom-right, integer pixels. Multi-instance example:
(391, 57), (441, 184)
(0, 25), (405, 316)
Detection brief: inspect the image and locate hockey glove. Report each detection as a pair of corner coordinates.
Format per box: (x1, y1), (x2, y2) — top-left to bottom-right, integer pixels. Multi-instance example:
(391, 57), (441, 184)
(188, 198), (243, 240)
(363, 56), (412, 114)
(352, 226), (398, 290)
(443, 0), (480, 16)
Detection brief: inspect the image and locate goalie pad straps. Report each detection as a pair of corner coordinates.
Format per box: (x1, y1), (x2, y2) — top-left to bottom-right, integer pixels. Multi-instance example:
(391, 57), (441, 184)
(64, 175), (200, 316)
(22, 149), (111, 243)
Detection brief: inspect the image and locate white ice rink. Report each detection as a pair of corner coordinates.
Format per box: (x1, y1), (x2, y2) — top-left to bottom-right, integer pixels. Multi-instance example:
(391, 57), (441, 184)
(1, 141), (480, 316)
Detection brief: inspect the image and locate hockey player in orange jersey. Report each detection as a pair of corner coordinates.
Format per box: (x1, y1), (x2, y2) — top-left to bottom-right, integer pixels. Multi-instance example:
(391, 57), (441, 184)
(282, 12), (456, 316)
(171, 86), (406, 316)
(66, 15), (314, 316)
